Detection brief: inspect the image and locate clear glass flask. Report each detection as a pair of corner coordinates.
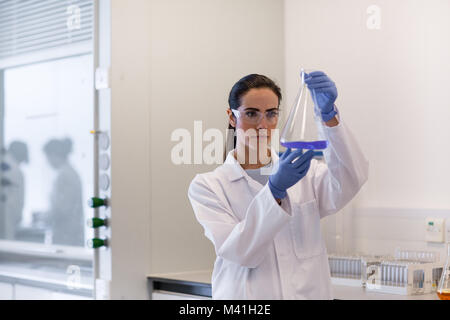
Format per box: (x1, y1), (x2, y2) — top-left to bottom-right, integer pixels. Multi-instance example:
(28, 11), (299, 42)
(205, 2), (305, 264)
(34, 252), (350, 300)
(280, 68), (328, 150)
(437, 242), (450, 300)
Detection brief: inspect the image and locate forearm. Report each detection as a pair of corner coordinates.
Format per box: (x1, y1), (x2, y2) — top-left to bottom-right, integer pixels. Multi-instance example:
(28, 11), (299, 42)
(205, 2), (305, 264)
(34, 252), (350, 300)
(324, 116), (339, 127)
(315, 122), (369, 218)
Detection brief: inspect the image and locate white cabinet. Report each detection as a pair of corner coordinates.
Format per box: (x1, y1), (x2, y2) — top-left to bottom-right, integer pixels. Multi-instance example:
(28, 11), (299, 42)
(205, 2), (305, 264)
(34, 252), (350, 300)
(0, 282), (13, 300)
(152, 290), (211, 300)
(15, 285), (53, 300)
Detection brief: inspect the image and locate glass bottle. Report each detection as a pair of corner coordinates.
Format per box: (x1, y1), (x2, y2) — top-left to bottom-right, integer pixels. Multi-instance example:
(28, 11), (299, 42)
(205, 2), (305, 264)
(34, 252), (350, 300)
(437, 242), (450, 300)
(280, 68), (328, 150)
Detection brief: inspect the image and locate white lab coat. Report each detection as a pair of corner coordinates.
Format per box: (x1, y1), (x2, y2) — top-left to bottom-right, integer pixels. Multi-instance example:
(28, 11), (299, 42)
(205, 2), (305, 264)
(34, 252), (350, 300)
(188, 120), (369, 300)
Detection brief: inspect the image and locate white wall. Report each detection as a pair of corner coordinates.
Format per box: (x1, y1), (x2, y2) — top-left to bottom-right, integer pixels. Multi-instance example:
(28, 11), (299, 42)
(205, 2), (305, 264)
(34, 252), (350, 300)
(108, 0), (285, 299)
(148, 0), (285, 274)
(110, 0), (152, 299)
(285, 0), (450, 259)
(108, 0), (450, 298)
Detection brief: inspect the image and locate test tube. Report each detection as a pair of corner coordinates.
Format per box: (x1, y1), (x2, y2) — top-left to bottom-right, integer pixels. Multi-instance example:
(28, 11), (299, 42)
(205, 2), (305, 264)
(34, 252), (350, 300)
(347, 259), (351, 278)
(386, 264), (392, 286)
(384, 263), (388, 286)
(348, 258), (351, 278)
(332, 258), (336, 277)
(349, 258), (352, 278)
(352, 259), (356, 279)
(329, 258), (333, 277)
(336, 258), (340, 277)
(331, 258), (335, 277)
(344, 258), (348, 278)
(358, 260), (362, 279)
(328, 258), (332, 277)
(403, 265), (408, 287)
(386, 264), (390, 286)
(389, 262), (395, 286)
(391, 264), (395, 286)
(395, 264), (398, 286)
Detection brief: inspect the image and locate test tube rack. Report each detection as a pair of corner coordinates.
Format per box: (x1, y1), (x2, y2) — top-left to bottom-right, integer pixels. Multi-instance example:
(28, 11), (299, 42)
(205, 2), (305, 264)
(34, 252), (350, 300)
(328, 254), (366, 287)
(328, 250), (444, 296)
(365, 260), (443, 295)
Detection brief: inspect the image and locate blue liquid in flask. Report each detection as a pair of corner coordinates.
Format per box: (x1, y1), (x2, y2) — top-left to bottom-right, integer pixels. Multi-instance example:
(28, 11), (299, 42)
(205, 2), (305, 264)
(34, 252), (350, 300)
(281, 140), (328, 150)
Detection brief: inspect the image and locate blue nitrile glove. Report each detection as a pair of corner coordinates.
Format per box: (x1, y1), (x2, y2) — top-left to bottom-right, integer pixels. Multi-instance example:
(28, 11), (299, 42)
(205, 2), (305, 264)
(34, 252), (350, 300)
(269, 148), (315, 200)
(304, 71), (338, 122)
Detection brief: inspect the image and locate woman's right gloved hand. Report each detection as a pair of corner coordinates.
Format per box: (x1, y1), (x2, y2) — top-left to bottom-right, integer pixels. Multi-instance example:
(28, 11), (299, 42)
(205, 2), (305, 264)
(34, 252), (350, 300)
(268, 148), (315, 200)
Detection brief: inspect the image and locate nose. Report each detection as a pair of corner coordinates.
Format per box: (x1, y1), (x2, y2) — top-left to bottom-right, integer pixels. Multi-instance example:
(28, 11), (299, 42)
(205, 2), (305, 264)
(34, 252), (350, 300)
(257, 115), (269, 129)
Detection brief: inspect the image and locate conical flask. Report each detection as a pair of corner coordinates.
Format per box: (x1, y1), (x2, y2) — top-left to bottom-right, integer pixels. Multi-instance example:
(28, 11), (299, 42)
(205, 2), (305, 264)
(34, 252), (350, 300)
(280, 69), (328, 150)
(437, 242), (450, 300)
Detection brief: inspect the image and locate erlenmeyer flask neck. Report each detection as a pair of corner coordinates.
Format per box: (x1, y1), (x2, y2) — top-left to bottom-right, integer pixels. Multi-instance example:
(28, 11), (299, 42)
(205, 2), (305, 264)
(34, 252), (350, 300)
(280, 69), (328, 150)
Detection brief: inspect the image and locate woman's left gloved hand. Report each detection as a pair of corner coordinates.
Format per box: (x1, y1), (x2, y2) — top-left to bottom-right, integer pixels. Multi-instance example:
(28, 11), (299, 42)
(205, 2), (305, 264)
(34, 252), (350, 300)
(304, 71), (338, 122)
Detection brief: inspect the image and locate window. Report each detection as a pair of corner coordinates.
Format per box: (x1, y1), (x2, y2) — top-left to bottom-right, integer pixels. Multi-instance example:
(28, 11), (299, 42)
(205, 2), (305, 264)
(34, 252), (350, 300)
(0, 0), (95, 299)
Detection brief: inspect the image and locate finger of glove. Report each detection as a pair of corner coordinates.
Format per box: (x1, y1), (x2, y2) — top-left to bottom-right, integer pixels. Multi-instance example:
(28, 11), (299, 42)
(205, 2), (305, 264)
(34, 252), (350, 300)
(292, 150), (315, 168)
(307, 81), (335, 89)
(314, 87), (337, 94)
(285, 148), (305, 163)
(281, 148), (292, 160)
(295, 159), (312, 174)
(304, 75), (329, 84)
(306, 71), (326, 78)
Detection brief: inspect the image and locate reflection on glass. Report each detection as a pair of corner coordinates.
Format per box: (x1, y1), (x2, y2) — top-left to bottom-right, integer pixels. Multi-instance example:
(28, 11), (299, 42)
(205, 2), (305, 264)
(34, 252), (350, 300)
(2, 55), (94, 247)
(0, 141), (28, 239)
(40, 138), (84, 247)
(0, 0), (95, 299)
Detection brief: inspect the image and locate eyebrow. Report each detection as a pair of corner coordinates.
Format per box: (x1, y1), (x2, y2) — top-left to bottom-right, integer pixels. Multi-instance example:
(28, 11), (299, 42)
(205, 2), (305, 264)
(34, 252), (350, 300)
(243, 107), (279, 111)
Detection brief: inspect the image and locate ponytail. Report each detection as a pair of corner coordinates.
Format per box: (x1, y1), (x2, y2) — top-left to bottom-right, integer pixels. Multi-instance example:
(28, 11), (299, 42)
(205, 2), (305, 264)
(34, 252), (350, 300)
(223, 123), (236, 162)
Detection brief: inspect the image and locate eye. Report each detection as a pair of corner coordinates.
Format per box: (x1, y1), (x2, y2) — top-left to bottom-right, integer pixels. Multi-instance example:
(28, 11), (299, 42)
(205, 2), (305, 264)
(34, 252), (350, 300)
(267, 110), (279, 118)
(245, 111), (258, 118)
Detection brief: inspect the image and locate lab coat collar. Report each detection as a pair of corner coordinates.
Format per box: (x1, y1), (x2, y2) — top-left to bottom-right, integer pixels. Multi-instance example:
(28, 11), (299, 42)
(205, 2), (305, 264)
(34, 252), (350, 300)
(223, 148), (280, 182)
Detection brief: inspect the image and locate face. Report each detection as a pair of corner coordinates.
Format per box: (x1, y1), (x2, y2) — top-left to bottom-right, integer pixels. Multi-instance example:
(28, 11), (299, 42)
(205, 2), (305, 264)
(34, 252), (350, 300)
(227, 87), (279, 153)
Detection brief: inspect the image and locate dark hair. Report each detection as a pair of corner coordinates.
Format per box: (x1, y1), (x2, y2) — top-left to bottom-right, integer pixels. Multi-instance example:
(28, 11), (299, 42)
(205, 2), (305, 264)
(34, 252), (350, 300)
(43, 138), (73, 159)
(225, 74), (282, 159)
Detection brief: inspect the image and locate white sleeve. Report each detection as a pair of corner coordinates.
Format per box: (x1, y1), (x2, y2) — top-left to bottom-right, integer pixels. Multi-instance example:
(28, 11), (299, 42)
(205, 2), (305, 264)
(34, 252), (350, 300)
(312, 120), (369, 219)
(188, 176), (291, 268)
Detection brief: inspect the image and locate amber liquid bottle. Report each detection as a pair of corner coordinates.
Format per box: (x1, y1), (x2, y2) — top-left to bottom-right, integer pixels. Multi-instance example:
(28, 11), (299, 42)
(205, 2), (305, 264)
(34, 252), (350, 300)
(437, 242), (450, 300)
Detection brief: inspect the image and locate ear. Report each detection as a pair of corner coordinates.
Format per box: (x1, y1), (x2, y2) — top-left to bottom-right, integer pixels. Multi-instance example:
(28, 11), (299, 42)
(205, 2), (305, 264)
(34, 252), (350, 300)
(227, 109), (236, 128)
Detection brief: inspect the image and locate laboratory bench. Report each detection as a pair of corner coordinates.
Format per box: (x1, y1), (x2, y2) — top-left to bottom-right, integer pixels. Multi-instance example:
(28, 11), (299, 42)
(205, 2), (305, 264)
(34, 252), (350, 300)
(147, 270), (440, 300)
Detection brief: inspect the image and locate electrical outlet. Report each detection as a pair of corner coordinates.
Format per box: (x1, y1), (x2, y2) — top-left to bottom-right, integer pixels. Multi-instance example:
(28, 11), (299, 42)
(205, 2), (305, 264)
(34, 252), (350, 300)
(425, 217), (445, 243)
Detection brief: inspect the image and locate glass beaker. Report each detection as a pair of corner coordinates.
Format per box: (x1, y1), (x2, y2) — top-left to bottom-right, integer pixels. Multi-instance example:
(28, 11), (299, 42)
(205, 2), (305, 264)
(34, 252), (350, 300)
(437, 242), (450, 300)
(280, 68), (328, 150)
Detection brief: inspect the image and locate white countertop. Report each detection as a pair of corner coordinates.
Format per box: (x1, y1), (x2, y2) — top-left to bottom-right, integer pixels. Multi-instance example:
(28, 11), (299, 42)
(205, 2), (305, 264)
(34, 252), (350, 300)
(148, 270), (440, 300)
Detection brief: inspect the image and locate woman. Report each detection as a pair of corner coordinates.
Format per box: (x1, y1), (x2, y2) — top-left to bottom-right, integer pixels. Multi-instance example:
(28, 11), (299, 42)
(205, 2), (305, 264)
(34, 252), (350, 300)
(43, 138), (84, 247)
(188, 72), (368, 299)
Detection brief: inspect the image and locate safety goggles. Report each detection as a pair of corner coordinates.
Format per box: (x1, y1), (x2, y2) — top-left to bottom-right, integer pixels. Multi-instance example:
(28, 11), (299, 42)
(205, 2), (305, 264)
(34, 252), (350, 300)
(231, 108), (280, 125)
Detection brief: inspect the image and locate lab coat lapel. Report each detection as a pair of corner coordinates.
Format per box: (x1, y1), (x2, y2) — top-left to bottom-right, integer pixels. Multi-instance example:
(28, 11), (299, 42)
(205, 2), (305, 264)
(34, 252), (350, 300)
(223, 149), (280, 193)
